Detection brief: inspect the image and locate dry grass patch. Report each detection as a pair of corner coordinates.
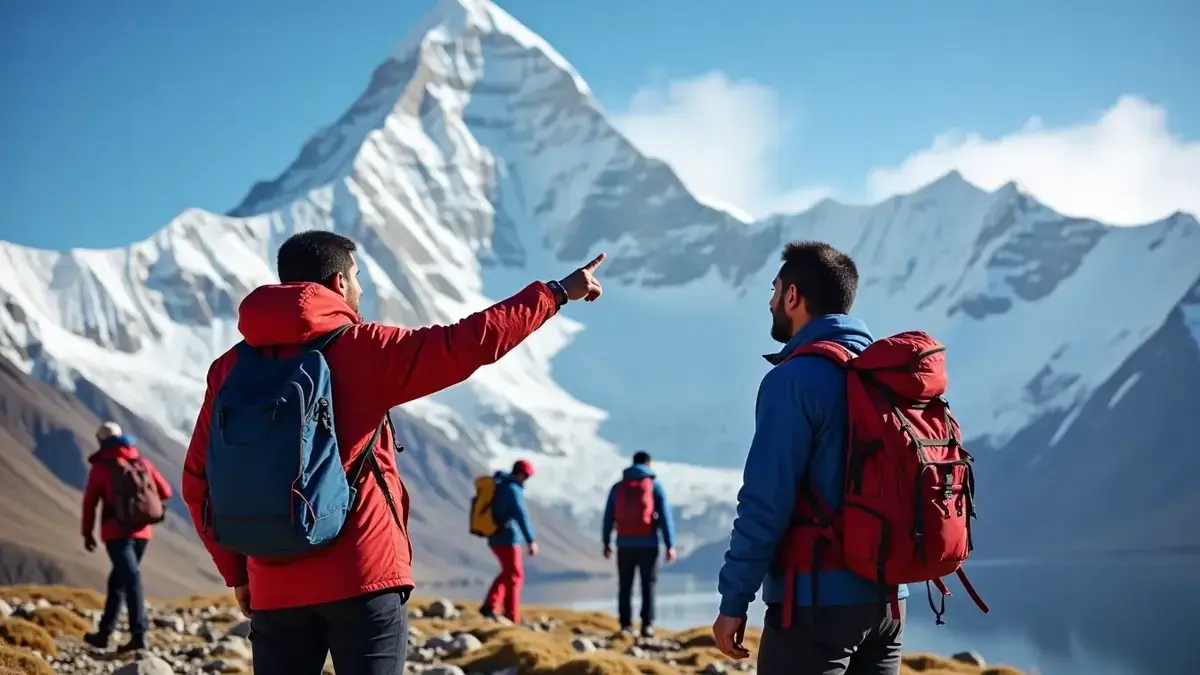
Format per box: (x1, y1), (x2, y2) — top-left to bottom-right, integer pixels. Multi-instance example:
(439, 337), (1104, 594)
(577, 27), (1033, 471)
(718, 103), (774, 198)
(671, 645), (728, 670)
(981, 668), (1025, 675)
(27, 606), (90, 639)
(552, 652), (676, 675)
(161, 592), (238, 609)
(902, 653), (986, 673)
(0, 585), (105, 610)
(453, 626), (578, 674)
(0, 619), (57, 656)
(0, 644), (54, 675)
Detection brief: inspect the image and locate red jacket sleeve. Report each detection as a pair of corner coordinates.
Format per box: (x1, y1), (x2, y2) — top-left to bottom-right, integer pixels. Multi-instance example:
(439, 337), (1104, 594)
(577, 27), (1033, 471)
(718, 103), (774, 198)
(80, 465), (102, 538)
(182, 356), (248, 587)
(148, 461), (173, 500)
(366, 281), (560, 408)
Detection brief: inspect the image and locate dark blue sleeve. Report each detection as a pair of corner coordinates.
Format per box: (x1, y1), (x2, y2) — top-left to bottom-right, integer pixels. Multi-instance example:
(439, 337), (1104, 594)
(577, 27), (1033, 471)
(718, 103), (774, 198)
(513, 486), (535, 544)
(602, 484), (616, 547)
(717, 365), (813, 619)
(654, 480), (676, 549)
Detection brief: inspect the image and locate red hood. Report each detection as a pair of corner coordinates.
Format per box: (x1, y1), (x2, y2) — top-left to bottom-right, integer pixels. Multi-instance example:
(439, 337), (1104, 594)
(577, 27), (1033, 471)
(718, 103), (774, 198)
(87, 440), (141, 464)
(237, 283), (359, 347)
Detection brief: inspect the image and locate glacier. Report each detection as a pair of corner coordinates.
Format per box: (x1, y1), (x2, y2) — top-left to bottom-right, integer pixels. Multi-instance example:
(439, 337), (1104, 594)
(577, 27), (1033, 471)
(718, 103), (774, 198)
(2, 0), (1199, 551)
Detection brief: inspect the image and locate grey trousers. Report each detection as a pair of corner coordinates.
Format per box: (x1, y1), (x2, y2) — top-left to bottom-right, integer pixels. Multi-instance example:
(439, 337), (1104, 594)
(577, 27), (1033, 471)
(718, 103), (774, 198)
(757, 600), (905, 675)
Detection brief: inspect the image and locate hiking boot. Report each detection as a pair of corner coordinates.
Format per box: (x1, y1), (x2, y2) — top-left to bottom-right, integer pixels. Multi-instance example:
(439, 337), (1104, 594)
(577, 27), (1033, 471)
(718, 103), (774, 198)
(640, 625), (655, 639)
(82, 632), (109, 649)
(479, 606), (497, 620)
(619, 626), (634, 637)
(115, 635), (146, 653)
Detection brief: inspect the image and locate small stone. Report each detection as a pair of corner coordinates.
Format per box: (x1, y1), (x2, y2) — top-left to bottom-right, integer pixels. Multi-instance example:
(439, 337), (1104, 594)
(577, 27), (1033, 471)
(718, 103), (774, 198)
(211, 635), (251, 660)
(952, 650), (986, 667)
(571, 637), (597, 653)
(152, 615), (186, 632)
(702, 664), (728, 675)
(449, 632), (482, 655)
(423, 667), (466, 675)
(425, 599), (459, 619)
(113, 656), (174, 675)
(0, 599), (11, 617)
(224, 620), (251, 638)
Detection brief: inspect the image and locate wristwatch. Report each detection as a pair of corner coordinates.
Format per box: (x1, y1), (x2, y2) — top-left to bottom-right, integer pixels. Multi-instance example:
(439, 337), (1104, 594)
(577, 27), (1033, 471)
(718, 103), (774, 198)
(546, 280), (568, 309)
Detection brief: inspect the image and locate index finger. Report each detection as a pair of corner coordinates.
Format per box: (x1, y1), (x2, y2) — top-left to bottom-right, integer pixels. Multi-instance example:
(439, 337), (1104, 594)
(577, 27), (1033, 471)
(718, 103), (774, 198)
(582, 252), (606, 271)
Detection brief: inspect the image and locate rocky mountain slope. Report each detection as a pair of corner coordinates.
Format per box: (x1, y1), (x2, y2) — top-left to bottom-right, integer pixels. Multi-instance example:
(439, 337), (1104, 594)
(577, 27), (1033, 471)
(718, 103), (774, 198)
(1, 0), (1197, 563)
(0, 356), (222, 596)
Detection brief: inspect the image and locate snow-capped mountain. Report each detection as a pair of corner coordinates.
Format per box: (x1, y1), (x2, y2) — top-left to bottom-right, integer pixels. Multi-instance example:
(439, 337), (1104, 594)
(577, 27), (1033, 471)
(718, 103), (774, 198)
(2, 0), (1198, 556)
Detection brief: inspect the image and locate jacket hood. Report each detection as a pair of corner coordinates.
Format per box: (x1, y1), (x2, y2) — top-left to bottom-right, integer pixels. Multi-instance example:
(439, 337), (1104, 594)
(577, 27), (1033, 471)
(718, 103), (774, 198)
(622, 464), (656, 480)
(765, 314), (874, 365)
(88, 435), (141, 463)
(237, 283), (359, 347)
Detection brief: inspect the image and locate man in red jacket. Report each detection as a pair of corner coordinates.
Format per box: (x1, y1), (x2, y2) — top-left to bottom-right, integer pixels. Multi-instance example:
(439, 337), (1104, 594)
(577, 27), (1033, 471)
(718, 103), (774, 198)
(81, 422), (172, 652)
(182, 230), (607, 675)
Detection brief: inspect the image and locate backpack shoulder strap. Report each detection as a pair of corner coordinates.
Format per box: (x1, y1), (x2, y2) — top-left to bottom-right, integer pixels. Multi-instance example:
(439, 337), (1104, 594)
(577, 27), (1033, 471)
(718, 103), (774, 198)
(305, 323), (354, 354)
(788, 339), (856, 366)
(348, 414), (404, 534)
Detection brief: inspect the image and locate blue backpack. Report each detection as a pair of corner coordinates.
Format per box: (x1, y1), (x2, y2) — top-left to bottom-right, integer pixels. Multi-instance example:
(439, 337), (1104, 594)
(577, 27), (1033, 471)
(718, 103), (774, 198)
(203, 324), (402, 558)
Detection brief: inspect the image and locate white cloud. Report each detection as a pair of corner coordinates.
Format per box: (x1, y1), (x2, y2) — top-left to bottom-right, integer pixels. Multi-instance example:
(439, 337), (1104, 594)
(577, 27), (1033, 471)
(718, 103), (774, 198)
(867, 95), (1200, 225)
(611, 71), (832, 220)
(612, 71), (1199, 226)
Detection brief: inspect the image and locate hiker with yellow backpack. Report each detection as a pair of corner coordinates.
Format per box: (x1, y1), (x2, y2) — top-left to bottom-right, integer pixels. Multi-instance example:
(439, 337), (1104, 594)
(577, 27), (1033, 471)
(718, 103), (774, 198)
(470, 459), (537, 622)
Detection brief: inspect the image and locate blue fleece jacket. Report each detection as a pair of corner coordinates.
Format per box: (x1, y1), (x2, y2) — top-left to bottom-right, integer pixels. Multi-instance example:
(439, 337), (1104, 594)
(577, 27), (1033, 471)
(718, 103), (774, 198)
(601, 463), (676, 550)
(717, 314), (910, 619)
(487, 471), (535, 547)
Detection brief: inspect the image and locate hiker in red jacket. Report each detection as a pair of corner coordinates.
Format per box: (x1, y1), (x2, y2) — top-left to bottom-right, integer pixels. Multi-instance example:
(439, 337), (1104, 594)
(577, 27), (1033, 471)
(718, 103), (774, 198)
(181, 230), (607, 675)
(80, 422), (172, 652)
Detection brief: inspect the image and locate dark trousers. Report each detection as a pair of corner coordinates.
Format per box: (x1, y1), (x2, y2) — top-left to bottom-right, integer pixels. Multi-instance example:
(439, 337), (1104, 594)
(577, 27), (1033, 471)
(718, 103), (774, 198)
(757, 600), (906, 675)
(616, 546), (658, 629)
(249, 588), (410, 675)
(98, 538), (148, 637)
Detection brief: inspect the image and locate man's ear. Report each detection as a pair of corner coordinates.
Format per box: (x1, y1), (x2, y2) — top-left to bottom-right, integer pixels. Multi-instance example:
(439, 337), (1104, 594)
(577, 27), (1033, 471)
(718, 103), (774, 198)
(329, 271), (347, 296)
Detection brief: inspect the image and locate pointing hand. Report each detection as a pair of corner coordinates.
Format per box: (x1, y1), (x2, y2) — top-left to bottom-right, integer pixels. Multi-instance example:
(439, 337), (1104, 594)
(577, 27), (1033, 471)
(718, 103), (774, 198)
(558, 253), (607, 302)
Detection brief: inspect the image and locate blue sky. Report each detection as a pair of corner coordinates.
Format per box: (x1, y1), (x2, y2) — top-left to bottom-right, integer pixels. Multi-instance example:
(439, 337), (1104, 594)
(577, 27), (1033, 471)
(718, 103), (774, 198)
(1, 0), (1196, 250)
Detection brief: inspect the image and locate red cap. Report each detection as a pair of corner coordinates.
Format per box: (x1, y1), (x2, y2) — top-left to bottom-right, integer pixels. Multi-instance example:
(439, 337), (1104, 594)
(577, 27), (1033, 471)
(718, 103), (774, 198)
(512, 459), (535, 477)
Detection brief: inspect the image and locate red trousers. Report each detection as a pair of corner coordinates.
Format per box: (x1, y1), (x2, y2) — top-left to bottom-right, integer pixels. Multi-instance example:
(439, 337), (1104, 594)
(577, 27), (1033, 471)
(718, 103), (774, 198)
(483, 545), (524, 622)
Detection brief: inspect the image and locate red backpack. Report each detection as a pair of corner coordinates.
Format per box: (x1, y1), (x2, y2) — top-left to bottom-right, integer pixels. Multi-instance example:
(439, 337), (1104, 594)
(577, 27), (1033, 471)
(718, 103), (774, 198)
(108, 458), (166, 533)
(613, 477), (655, 537)
(773, 330), (988, 629)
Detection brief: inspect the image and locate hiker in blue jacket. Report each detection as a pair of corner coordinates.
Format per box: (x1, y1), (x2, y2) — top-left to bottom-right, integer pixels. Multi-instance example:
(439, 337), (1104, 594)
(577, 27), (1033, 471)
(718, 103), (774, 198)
(481, 459), (536, 622)
(601, 451), (677, 636)
(713, 241), (909, 674)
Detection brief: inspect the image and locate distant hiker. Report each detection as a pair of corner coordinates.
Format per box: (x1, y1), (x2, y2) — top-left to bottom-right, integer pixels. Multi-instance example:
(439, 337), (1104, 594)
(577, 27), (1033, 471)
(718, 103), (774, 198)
(80, 421), (171, 652)
(712, 241), (987, 674)
(477, 459), (537, 623)
(181, 230), (608, 675)
(601, 451), (677, 637)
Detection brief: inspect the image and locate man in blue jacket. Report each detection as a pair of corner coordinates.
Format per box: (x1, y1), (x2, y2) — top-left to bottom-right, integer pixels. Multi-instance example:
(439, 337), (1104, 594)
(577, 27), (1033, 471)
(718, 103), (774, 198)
(481, 459), (537, 623)
(712, 241), (908, 674)
(601, 451), (677, 637)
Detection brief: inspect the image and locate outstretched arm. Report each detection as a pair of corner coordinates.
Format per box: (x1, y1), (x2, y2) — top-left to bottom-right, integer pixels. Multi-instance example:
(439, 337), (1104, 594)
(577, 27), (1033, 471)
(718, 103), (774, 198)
(367, 282), (561, 409)
(717, 367), (812, 619)
(369, 253), (609, 409)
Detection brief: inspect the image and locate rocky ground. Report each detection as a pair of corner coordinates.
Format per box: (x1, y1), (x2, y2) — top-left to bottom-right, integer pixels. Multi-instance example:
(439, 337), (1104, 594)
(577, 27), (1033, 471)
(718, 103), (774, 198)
(0, 585), (1022, 675)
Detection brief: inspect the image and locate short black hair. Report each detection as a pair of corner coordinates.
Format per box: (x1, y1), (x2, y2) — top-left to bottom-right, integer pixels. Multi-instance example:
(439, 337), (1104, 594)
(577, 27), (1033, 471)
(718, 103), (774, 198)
(276, 230), (358, 284)
(632, 451), (651, 465)
(777, 241), (858, 316)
